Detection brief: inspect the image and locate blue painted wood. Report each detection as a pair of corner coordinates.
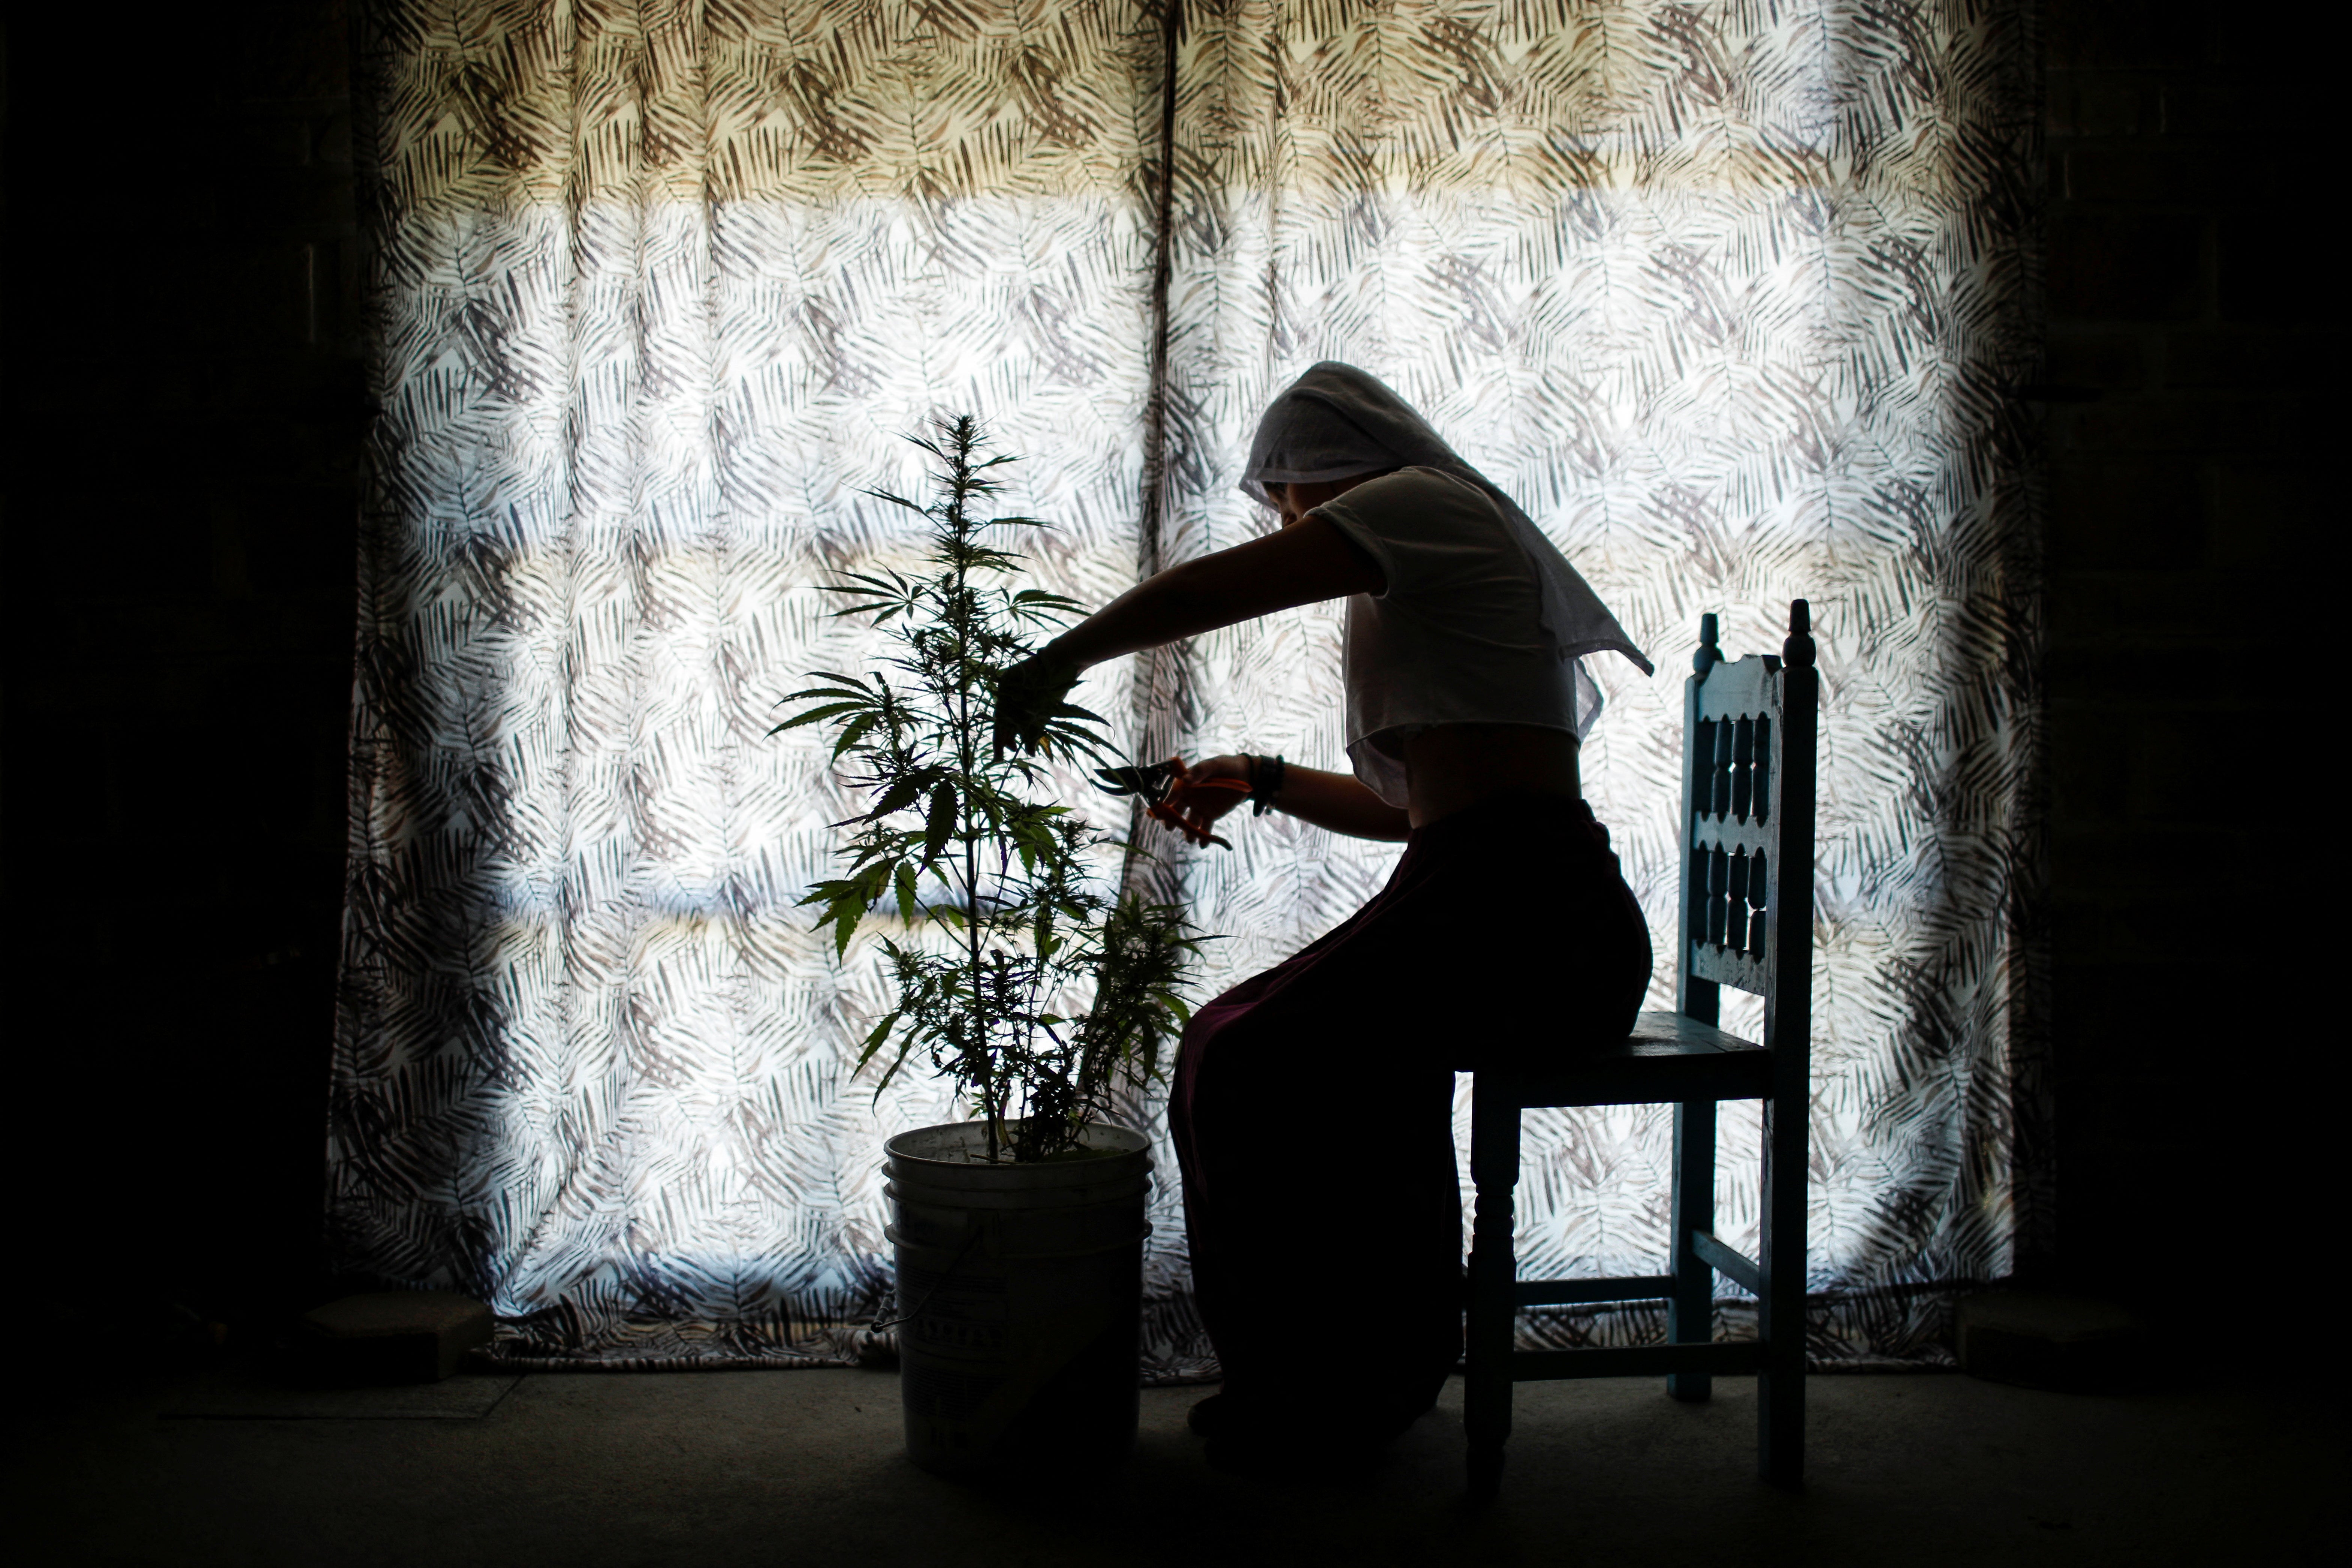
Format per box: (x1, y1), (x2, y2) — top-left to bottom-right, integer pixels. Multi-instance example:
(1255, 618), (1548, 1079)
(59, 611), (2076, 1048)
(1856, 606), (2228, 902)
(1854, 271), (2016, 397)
(1757, 598), (1816, 1490)
(1694, 612), (1722, 675)
(1515, 1275), (1677, 1306)
(1679, 639), (1721, 1034)
(1694, 653), (1774, 723)
(1486, 1028), (1771, 1110)
(1463, 604), (1813, 1500)
(1693, 1229), (1763, 1296)
(1487, 1012), (1769, 1110)
(1669, 1101), (1718, 1403)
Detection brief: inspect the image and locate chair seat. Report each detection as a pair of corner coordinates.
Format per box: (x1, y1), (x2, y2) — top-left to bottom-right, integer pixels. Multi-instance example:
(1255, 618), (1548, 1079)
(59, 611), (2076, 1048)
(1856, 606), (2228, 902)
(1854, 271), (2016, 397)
(1486, 1010), (1772, 1109)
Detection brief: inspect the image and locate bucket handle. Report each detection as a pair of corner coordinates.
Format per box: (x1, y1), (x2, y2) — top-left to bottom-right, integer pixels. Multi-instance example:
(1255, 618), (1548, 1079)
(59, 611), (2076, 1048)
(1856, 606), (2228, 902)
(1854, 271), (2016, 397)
(871, 1224), (986, 1331)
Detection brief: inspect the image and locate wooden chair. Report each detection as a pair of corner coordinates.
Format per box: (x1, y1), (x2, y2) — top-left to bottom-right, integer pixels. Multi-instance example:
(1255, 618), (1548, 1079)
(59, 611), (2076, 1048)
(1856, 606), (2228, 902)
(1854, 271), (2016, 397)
(1465, 600), (1818, 1499)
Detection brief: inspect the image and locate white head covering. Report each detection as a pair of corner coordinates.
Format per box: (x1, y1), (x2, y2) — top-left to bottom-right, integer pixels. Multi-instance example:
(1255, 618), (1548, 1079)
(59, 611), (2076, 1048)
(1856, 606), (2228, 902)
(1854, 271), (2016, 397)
(1242, 362), (1655, 676)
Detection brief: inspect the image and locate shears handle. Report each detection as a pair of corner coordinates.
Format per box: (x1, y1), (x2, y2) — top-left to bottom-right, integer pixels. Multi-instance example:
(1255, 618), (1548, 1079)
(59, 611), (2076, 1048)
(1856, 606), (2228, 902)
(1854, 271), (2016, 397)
(1115, 757), (1260, 851)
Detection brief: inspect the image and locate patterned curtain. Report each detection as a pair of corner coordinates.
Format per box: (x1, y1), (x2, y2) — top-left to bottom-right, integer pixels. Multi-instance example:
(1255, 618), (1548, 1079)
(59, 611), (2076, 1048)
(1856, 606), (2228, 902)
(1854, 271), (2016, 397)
(332, 0), (2039, 1370)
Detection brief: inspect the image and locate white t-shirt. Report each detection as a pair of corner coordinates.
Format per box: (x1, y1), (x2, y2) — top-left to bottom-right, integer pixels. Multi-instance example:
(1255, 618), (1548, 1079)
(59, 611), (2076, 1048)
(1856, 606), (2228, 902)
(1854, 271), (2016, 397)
(1313, 467), (1606, 807)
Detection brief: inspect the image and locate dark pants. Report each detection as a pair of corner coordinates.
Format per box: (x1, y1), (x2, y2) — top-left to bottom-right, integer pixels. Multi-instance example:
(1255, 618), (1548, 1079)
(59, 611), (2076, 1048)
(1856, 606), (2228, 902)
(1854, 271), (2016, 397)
(1169, 794), (1652, 1436)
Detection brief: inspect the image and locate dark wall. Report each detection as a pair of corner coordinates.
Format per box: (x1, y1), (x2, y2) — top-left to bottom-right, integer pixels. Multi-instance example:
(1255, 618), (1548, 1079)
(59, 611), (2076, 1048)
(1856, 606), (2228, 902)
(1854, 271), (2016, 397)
(0, 2), (2321, 1333)
(2040, 3), (2322, 1291)
(3, 3), (365, 1326)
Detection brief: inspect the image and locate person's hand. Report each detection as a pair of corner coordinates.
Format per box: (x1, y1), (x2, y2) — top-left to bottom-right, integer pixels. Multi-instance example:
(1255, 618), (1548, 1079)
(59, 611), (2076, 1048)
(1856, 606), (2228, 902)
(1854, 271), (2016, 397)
(1166, 754), (1255, 841)
(992, 646), (1084, 757)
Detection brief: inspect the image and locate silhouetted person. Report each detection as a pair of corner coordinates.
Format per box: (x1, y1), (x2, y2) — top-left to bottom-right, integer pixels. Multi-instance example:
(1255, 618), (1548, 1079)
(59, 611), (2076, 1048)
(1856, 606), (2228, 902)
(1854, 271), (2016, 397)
(998, 363), (1653, 1471)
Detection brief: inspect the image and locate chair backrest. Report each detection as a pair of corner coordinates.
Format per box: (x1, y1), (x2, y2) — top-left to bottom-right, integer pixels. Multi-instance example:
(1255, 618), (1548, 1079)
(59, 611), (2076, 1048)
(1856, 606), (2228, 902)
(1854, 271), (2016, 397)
(1674, 603), (1818, 1076)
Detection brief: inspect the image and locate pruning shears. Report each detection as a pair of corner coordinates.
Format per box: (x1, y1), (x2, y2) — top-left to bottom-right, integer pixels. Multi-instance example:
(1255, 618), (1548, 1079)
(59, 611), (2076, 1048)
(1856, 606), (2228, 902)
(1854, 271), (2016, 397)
(1093, 757), (1248, 850)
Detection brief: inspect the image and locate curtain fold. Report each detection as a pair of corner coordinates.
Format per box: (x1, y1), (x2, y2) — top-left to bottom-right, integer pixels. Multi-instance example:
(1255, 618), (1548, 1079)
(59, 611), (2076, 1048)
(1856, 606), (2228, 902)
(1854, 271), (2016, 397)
(333, 0), (2039, 1372)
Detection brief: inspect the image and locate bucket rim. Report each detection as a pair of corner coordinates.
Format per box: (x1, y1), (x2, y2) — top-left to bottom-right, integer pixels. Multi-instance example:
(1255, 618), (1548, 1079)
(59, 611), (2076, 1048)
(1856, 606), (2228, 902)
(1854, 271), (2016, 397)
(884, 1119), (1151, 1177)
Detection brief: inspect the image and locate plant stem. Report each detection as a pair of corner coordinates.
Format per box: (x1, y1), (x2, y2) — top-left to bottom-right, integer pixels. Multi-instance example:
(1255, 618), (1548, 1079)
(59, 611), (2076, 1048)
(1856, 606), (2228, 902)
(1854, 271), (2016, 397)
(946, 423), (995, 1158)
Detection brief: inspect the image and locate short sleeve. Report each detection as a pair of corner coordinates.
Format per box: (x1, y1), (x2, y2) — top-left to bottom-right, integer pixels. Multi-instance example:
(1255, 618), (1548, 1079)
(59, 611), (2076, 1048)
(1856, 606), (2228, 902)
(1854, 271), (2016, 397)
(1309, 468), (1510, 604)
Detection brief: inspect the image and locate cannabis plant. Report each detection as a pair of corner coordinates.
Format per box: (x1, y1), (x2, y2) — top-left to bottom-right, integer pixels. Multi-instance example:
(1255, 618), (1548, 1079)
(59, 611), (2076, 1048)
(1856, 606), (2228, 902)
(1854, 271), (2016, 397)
(775, 417), (1200, 1163)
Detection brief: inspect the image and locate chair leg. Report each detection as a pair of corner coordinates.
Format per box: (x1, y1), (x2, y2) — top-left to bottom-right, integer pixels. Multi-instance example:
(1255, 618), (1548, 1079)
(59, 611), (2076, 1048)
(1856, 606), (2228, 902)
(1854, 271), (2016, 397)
(1757, 1091), (1806, 1488)
(1668, 1099), (1716, 1403)
(1465, 1096), (1522, 1502)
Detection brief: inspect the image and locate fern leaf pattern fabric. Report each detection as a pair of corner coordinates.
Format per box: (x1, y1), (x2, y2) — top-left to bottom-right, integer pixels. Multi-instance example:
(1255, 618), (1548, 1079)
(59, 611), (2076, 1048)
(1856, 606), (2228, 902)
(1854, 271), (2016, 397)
(333, 0), (2040, 1371)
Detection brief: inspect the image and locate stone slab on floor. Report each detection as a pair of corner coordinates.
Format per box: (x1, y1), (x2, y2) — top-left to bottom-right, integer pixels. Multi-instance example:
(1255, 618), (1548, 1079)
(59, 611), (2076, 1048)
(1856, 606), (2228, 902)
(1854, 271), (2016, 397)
(296, 1290), (495, 1384)
(1957, 1288), (2147, 1391)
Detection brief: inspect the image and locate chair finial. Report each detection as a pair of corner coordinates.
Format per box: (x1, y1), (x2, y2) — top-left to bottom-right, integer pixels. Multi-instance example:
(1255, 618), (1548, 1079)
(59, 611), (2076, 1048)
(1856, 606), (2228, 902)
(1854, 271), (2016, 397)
(1783, 600), (1815, 669)
(1694, 613), (1722, 675)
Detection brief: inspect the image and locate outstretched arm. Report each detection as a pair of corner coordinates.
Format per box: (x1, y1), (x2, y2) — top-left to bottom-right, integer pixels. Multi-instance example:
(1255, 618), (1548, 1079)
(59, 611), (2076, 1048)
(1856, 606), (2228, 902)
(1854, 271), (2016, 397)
(1052, 515), (1382, 669)
(994, 516), (1381, 755)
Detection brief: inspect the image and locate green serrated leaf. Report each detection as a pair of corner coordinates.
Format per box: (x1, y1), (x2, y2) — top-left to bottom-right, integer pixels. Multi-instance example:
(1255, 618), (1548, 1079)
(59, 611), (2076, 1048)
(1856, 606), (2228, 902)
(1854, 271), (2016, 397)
(863, 777), (924, 821)
(772, 699), (869, 729)
(853, 1011), (902, 1069)
(923, 783), (957, 860)
(830, 714), (879, 760)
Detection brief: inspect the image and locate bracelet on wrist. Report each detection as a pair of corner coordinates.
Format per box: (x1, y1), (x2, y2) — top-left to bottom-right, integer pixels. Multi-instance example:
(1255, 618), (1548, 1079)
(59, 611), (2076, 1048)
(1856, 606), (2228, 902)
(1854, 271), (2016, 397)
(1249, 753), (1285, 816)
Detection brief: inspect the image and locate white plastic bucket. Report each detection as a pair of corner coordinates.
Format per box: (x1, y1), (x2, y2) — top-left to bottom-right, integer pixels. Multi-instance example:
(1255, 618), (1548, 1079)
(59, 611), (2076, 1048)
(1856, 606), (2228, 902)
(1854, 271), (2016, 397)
(883, 1121), (1152, 1476)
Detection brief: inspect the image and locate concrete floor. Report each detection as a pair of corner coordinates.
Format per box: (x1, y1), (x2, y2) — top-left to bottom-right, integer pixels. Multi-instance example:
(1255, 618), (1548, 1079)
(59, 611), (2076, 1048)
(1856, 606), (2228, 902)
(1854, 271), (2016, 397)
(12, 1363), (2334, 1567)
